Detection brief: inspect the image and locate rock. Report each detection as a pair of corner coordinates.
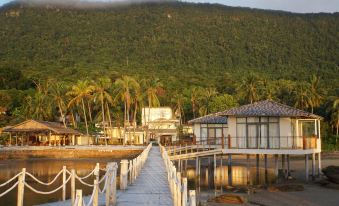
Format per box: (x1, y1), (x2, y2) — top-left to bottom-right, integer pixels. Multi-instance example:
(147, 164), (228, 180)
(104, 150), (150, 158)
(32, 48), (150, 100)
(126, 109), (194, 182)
(322, 166), (339, 184)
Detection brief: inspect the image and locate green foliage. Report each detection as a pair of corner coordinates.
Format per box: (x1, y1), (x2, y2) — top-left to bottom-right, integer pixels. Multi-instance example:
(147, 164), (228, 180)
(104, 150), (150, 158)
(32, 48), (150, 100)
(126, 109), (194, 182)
(209, 94), (238, 113)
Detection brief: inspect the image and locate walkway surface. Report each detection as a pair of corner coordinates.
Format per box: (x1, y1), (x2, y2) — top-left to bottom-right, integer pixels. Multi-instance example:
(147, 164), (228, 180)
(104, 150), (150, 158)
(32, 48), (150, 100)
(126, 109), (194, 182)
(116, 146), (173, 206)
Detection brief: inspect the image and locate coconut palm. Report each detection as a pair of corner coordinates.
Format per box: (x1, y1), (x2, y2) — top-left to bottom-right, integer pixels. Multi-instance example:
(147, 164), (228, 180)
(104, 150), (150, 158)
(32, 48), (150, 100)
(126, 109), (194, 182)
(67, 80), (94, 138)
(190, 86), (200, 119)
(146, 77), (163, 124)
(309, 74), (322, 113)
(171, 92), (186, 125)
(293, 83), (311, 110)
(239, 74), (261, 104)
(198, 87), (218, 116)
(332, 98), (339, 137)
(93, 77), (114, 145)
(49, 81), (67, 127)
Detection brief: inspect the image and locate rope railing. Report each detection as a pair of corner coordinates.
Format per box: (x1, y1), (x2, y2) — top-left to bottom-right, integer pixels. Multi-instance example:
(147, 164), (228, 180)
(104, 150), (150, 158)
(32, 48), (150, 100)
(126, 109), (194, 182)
(25, 169), (63, 186)
(160, 144), (196, 206)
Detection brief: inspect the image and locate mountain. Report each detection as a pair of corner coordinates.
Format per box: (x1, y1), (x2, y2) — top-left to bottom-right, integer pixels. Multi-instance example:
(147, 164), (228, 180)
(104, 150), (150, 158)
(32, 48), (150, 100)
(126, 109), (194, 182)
(0, 1), (338, 91)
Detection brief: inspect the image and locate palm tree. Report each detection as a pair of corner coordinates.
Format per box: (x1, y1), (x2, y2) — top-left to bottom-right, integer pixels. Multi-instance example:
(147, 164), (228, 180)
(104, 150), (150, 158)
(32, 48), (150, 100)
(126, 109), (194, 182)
(171, 92), (186, 125)
(190, 87), (200, 119)
(50, 81), (67, 127)
(67, 80), (94, 138)
(239, 74), (261, 104)
(146, 77), (163, 124)
(198, 87), (218, 116)
(93, 77), (114, 145)
(293, 83), (311, 110)
(309, 74), (322, 113)
(114, 76), (139, 144)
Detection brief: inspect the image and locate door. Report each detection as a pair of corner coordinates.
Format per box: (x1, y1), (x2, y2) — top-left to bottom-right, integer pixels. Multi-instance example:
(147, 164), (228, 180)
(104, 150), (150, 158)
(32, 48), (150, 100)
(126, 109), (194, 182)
(260, 124), (268, 149)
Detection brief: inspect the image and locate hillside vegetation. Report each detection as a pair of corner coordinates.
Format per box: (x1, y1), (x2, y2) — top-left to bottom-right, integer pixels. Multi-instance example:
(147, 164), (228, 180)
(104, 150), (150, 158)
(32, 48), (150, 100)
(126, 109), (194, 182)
(0, 2), (338, 148)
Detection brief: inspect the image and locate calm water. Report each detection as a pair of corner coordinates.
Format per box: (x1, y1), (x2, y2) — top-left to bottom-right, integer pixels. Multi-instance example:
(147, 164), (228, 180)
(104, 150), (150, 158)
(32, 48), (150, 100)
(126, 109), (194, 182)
(0, 158), (125, 206)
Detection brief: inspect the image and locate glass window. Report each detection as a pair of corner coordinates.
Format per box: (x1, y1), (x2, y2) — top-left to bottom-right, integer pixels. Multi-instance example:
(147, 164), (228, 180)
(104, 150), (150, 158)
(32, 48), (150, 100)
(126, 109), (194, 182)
(269, 117), (279, 122)
(237, 118), (246, 123)
(261, 117), (268, 122)
(236, 124), (246, 138)
(247, 117), (259, 123)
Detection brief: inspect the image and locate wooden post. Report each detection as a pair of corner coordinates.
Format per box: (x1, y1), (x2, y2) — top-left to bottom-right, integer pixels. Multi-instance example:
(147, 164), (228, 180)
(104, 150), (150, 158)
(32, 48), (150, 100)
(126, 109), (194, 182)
(17, 168), (26, 206)
(318, 152), (322, 176)
(189, 190), (196, 206)
(247, 154), (250, 185)
(282, 154), (286, 178)
(95, 163), (100, 183)
(120, 160), (128, 190)
(287, 155), (291, 178)
(312, 153), (316, 180)
(173, 167), (177, 206)
(256, 154), (259, 184)
(177, 172), (181, 206)
(9, 133), (12, 146)
(274, 154), (279, 181)
(213, 154), (217, 182)
(305, 154), (309, 182)
(182, 178), (188, 206)
(105, 165), (112, 206)
(264, 154), (268, 185)
(129, 160), (133, 183)
(71, 169), (76, 205)
(195, 157), (199, 178)
(228, 154), (232, 186)
(220, 155), (224, 191)
(112, 165), (117, 205)
(76, 190), (82, 206)
(221, 133), (225, 149)
(62, 166), (66, 201)
(93, 179), (99, 206)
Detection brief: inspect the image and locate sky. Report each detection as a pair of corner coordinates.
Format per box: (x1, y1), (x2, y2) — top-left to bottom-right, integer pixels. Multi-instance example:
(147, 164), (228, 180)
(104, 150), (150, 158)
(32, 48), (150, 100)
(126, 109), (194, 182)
(0, 0), (338, 13)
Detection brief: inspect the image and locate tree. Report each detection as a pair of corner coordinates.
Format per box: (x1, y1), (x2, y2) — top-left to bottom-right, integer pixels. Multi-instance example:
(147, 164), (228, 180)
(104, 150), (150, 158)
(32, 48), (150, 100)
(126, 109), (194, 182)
(209, 94), (238, 113)
(171, 91), (186, 125)
(145, 77), (163, 125)
(293, 83), (311, 110)
(49, 81), (67, 127)
(308, 74), (322, 113)
(332, 98), (339, 138)
(198, 87), (218, 116)
(67, 80), (94, 138)
(93, 77), (113, 145)
(238, 74), (261, 104)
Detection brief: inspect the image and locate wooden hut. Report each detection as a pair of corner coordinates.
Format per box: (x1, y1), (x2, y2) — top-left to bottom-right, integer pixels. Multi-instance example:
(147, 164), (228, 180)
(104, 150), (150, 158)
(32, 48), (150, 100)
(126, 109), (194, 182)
(3, 119), (82, 146)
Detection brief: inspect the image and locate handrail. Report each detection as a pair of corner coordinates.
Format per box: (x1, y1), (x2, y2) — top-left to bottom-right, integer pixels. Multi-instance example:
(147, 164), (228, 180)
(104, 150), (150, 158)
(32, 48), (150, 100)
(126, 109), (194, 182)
(160, 144), (196, 206)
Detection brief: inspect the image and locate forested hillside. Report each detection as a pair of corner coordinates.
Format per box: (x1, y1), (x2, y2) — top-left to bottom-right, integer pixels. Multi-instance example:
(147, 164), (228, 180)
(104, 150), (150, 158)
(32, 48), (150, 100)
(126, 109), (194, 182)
(0, 1), (338, 148)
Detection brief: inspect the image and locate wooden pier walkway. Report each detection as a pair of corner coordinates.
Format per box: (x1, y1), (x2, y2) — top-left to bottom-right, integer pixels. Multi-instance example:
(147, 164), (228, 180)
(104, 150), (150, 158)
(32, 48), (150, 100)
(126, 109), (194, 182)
(116, 146), (173, 206)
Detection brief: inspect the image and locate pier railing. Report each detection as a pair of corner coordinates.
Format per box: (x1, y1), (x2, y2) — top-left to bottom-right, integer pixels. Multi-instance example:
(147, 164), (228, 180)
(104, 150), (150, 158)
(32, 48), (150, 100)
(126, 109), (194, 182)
(0, 143), (153, 206)
(160, 144), (196, 206)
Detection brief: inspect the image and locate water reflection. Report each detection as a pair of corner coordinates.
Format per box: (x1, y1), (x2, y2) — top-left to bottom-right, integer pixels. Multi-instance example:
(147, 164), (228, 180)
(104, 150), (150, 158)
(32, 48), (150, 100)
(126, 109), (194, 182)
(184, 163), (276, 191)
(0, 158), (124, 206)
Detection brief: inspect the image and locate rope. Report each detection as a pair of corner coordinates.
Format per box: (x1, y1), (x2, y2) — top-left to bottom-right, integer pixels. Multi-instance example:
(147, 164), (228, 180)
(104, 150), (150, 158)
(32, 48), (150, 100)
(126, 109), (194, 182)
(76, 169), (95, 180)
(99, 176), (108, 193)
(0, 172), (22, 188)
(85, 184), (96, 206)
(98, 172), (108, 184)
(24, 175), (71, 195)
(25, 170), (63, 186)
(0, 181), (19, 198)
(75, 175), (94, 187)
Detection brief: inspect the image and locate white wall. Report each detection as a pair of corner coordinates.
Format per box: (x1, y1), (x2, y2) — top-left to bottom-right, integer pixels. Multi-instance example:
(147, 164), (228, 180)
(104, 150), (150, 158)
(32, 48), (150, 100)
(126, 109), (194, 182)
(193, 124), (201, 142)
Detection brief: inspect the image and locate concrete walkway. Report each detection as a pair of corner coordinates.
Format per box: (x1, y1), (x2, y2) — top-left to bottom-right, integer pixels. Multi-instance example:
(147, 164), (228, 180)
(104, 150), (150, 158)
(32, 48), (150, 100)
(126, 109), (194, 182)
(117, 146), (173, 206)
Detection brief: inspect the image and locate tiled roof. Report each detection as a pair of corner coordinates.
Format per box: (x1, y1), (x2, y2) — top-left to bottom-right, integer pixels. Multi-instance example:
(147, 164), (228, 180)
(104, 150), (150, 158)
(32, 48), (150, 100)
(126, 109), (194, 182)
(218, 100), (322, 119)
(188, 114), (227, 124)
(3, 119), (82, 135)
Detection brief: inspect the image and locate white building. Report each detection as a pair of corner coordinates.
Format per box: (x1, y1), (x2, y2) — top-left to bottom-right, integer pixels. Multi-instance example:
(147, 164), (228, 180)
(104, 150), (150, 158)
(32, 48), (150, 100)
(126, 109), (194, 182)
(142, 107), (179, 144)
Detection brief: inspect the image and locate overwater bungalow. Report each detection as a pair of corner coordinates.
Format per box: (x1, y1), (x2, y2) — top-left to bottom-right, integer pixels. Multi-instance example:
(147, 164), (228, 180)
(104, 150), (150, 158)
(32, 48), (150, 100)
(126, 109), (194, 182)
(189, 100), (322, 181)
(2, 119), (83, 146)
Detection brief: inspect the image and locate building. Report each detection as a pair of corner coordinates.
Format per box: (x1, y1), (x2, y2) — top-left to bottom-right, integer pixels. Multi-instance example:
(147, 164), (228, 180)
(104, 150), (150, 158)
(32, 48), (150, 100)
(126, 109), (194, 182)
(142, 107), (179, 144)
(2, 119), (83, 146)
(189, 100), (322, 181)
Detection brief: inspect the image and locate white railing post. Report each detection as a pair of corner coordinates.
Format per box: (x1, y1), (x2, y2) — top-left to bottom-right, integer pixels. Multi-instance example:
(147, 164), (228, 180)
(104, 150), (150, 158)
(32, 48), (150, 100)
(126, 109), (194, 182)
(177, 172), (182, 206)
(129, 160), (133, 183)
(95, 163), (100, 183)
(182, 178), (187, 206)
(111, 165), (117, 205)
(93, 179), (99, 206)
(172, 166), (177, 206)
(17, 168), (26, 206)
(76, 190), (82, 206)
(189, 190), (196, 206)
(71, 169), (76, 205)
(62, 166), (66, 201)
(105, 164), (112, 206)
(120, 160), (128, 190)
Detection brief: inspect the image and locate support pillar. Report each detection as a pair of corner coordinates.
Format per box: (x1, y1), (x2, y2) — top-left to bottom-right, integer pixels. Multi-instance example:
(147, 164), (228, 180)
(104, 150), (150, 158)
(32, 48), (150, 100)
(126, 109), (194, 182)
(287, 155), (291, 178)
(256, 154), (259, 184)
(228, 154), (232, 186)
(246, 154), (250, 185)
(274, 154), (279, 182)
(312, 153), (316, 180)
(213, 154), (216, 182)
(282, 154), (286, 178)
(305, 154), (309, 182)
(318, 152), (322, 176)
(120, 159), (128, 190)
(264, 154), (268, 185)
(220, 155), (223, 193)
